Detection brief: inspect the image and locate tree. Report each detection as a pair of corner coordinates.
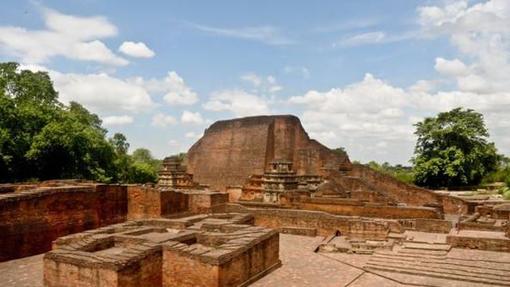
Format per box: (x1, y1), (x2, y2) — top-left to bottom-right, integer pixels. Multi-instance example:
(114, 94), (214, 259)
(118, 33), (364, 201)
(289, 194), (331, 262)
(26, 103), (117, 181)
(132, 148), (161, 171)
(110, 133), (129, 155)
(0, 62), (163, 184)
(332, 147), (347, 158)
(412, 108), (499, 188)
(127, 162), (158, 184)
(0, 62), (61, 180)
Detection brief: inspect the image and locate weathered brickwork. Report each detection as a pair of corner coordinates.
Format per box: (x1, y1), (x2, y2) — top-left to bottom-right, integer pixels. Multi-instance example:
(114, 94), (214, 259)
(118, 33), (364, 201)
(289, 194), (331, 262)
(44, 214), (280, 287)
(187, 115), (349, 192)
(0, 184), (127, 262)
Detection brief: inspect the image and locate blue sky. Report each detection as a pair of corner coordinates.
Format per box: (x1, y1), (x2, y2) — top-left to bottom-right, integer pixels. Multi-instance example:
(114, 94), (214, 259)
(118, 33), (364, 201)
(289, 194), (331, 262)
(1, 0), (509, 164)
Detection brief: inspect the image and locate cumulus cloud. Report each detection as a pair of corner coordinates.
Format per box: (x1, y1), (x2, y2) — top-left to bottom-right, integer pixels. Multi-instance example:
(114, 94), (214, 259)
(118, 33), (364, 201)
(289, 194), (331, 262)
(118, 41), (155, 58)
(419, 0), (510, 94)
(434, 58), (468, 77)
(288, 0), (510, 163)
(102, 115), (134, 126)
(52, 71), (155, 114)
(181, 111), (204, 124)
(0, 7), (127, 66)
(131, 72), (198, 106)
(151, 113), (177, 127)
(203, 89), (270, 117)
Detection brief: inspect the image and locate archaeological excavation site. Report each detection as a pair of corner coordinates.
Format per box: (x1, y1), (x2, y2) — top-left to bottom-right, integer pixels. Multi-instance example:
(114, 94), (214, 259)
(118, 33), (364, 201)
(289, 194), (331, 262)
(1, 115), (510, 287)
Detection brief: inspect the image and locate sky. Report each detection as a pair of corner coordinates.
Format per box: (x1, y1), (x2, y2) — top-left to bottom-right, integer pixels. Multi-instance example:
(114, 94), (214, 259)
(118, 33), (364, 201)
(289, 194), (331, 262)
(1, 0), (509, 164)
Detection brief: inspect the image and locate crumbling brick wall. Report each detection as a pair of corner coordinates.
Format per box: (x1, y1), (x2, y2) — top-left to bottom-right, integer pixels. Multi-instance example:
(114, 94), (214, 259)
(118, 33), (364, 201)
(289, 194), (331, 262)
(0, 185), (127, 261)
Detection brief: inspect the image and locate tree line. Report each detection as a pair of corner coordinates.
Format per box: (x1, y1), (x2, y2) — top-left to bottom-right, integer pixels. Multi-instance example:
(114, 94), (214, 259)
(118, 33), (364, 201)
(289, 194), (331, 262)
(0, 62), (160, 183)
(353, 108), (509, 196)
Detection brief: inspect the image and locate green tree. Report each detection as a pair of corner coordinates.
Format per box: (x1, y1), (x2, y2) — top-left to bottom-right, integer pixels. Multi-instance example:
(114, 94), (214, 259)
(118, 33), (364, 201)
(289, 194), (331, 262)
(26, 103), (117, 181)
(0, 62), (163, 184)
(127, 162), (158, 184)
(412, 108), (499, 188)
(0, 62), (61, 180)
(132, 148), (161, 171)
(110, 133), (129, 155)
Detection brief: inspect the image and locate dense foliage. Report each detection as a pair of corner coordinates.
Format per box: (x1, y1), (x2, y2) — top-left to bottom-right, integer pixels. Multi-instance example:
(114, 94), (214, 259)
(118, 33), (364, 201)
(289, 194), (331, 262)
(366, 161), (415, 184)
(412, 108), (499, 188)
(0, 62), (159, 183)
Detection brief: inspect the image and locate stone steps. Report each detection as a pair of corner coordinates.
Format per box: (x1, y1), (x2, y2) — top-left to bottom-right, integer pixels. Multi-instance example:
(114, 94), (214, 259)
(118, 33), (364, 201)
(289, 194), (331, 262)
(401, 242), (451, 251)
(365, 264), (510, 286)
(369, 256), (510, 278)
(366, 248), (510, 286)
(395, 248), (448, 258)
(372, 253), (510, 273)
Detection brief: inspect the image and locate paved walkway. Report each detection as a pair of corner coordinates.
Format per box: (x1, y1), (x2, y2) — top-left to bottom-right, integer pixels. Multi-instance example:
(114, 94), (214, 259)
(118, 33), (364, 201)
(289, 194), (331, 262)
(0, 254), (43, 287)
(3, 234), (508, 286)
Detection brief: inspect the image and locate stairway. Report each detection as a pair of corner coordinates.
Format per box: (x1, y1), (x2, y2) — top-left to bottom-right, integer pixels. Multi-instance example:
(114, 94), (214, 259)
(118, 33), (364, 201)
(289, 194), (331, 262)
(364, 243), (510, 286)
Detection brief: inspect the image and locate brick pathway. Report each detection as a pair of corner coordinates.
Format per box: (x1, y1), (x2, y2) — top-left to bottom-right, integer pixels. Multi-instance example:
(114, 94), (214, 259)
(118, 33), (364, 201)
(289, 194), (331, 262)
(0, 254), (43, 287)
(252, 234), (365, 287)
(3, 234), (507, 287)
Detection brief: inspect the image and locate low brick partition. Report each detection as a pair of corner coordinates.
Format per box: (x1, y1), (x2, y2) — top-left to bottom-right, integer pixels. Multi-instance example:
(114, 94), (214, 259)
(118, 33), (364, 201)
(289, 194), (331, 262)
(280, 195), (442, 219)
(220, 203), (399, 240)
(44, 213), (279, 287)
(162, 224), (280, 287)
(0, 184), (127, 261)
(415, 218), (452, 233)
(447, 230), (510, 252)
(127, 186), (229, 220)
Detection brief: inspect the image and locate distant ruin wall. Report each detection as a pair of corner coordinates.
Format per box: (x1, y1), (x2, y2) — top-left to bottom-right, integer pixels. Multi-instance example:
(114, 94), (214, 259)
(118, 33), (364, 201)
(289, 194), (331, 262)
(0, 185), (127, 261)
(127, 186), (229, 219)
(220, 203), (399, 239)
(187, 115), (350, 191)
(279, 195), (441, 219)
(349, 164), (442, 206)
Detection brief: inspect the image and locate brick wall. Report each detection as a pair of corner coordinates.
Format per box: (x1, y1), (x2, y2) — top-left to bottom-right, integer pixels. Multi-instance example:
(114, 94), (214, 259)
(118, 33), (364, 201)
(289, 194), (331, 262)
(0, 185), (127, 261)
(222, 204), (396, 239)
(280, 195), (441, 219)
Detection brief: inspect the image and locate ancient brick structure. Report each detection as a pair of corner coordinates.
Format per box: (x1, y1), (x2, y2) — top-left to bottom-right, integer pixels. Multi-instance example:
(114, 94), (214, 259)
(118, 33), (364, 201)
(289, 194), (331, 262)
(44, 214), (280, 287)
(240, 160), (320, 203)
(0, 183), (127, 261)
(0, 182), (229, 262)
(187, 115), (350, 192)
(158, 156), (198, 189)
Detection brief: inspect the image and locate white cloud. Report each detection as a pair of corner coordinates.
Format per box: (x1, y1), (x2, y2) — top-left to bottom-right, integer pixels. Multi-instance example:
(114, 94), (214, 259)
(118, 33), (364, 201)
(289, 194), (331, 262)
(419, 0), (510, 94)
(337, 31), (386, 46)
(240, 73), (282, 93)
(132, 72), (198, 106)
(118, 41), (155, 58)
(185, 131), (202, 139)
(203, 89), (270, 117)
(52, 71), (154, 114)
(434, 58), (468, 76)
(0, 7), (127, 66)
(181, 111), (204, 124)
(334, 30), (417, 47)
(151, 113), (177, 127)
(240, 73), (262, 87)
(191, 23), (293, 45)
(102, 115), (134, 126)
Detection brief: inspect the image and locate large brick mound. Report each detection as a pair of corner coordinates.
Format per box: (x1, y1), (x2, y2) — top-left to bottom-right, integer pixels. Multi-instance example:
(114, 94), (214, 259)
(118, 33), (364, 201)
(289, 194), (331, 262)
(186, 115), (350, 192)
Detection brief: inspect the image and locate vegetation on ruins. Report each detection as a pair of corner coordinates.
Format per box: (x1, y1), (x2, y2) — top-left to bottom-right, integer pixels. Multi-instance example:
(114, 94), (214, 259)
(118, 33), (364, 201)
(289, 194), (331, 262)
(0, 62), (160, 183)
(412, 108), (499, 188)
(366, 161), (414, 184)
